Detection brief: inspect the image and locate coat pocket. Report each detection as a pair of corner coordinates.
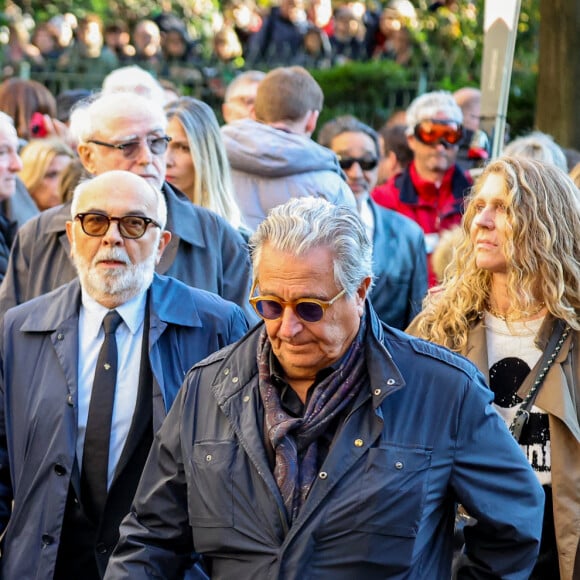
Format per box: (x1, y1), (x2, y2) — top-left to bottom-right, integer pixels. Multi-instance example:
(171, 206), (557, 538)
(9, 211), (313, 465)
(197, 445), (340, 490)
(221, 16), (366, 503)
(353, 445), (432, 538)
(188, 440), (236, 528)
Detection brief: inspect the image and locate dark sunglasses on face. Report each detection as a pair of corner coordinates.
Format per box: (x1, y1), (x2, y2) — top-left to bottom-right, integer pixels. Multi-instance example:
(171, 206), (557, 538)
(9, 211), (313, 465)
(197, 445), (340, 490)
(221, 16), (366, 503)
(249, 283), (347, 323)
(75, 212), (161, 239)
(338, 156), (379, 171)
(88, 135), (171, 160)
(413, 120), (463, 146)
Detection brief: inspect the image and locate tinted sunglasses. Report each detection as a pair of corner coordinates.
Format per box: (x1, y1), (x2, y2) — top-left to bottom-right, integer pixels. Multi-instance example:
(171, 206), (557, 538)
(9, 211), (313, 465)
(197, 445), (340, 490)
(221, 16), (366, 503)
(413, 120), (463, 146)
(338, 156), (379, 171)
(249, 283), (346, 323)
(75, 212), (161, 239)
(88, 135), (171, 160)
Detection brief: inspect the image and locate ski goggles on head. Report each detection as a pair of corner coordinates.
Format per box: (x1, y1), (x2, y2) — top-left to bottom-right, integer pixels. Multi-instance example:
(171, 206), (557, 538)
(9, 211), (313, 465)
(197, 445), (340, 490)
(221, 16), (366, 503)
(413, 119), (463, 146)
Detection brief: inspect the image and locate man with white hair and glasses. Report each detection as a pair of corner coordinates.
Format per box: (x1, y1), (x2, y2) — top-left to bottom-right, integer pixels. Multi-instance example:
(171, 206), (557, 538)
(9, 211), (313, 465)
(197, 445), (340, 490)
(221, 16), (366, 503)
(373, 90), (472, 286)
(0, 90), (256, 323)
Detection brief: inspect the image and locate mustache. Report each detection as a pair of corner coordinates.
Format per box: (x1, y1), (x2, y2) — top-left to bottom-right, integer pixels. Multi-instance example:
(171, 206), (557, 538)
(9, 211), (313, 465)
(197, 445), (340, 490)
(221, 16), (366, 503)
(93, 248), (131, 265)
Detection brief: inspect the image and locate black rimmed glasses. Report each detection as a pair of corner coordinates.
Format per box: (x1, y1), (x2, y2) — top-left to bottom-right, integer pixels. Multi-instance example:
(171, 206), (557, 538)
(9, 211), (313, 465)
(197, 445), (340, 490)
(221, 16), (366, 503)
(87, 135), (171, 160)
(75, 212), (161, 239)
(249, 281), (346, 323)
(338, 156), (379, 171)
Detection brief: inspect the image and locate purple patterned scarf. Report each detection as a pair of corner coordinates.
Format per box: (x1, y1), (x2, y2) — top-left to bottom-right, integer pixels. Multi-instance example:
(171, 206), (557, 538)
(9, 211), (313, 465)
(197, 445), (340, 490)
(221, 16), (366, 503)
(257, 318), (367, 523)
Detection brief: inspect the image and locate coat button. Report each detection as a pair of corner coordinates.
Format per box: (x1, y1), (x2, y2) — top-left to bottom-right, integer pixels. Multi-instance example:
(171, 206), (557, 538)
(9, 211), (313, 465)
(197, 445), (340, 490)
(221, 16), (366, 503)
(224, 368), (230, 376)
(395, 461), (404, 470)
(374, 388), (381, 396)
(387, 378), (396, 386)
(319, 471), (328, 479)
(57, 333), (64, 341)
(41, 534), (54, 546)
(66, 394), (74, 406)
(54, 464), (66, 476)
(96, 542), (108, 554)
(232, 376), (239, 383)
(354, 439), (363, 447)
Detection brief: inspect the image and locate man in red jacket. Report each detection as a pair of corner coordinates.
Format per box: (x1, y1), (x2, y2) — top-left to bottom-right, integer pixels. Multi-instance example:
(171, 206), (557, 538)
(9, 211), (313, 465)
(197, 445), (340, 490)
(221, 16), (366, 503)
(372, 90), (472, 286)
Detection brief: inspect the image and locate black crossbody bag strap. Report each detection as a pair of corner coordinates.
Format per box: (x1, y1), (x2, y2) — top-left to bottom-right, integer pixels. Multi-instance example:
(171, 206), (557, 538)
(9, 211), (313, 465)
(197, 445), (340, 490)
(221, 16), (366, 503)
(510, 319), (570, 441)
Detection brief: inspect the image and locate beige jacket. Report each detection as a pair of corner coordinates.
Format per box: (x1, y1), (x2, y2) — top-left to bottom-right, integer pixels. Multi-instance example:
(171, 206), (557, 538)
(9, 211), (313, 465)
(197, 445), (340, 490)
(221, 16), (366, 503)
(408, 314), (580, 579)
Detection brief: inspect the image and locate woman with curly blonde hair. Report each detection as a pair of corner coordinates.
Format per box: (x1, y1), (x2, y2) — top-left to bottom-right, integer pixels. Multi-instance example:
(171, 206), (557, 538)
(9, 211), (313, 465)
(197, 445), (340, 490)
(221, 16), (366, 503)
(408, 156), (580, 580)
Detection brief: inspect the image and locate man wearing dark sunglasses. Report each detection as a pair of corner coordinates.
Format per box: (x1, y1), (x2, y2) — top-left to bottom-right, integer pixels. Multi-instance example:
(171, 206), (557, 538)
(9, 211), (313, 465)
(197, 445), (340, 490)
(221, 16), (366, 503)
(372, 90), (472, 287)
(0, 90), (257, 325)
(106, 196), (543, 580)
(317, 115), (427, 330)
(0, 170), (249, 579)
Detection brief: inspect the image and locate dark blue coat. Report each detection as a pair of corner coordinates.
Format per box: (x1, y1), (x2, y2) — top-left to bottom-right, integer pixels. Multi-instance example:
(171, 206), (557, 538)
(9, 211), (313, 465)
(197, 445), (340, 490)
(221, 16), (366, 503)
(106, 305), (543, 579)
(0, 273), (248, 578)
(367, 199), (427, 329)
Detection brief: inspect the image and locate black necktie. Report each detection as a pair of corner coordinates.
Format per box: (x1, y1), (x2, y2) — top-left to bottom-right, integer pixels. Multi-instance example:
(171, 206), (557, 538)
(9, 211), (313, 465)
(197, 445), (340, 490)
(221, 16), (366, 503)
(81, 309), (123, 521)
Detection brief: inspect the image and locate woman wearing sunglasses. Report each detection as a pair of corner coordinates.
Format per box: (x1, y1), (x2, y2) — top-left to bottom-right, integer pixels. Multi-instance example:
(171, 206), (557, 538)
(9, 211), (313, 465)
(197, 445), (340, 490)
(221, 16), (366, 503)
(407, 157), (580, 580)
(372, 90), (472, 287)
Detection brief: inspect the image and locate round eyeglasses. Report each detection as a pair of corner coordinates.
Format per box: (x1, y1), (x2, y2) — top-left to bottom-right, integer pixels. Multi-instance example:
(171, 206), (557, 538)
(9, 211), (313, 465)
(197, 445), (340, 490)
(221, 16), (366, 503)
(249, 283), (346, 323)
(87, 135), (171, 160)
(75, 213), (161, 239)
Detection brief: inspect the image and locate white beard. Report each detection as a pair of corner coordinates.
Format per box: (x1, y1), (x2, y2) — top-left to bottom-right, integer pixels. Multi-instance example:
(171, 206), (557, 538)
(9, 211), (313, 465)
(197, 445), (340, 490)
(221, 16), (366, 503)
(72, 245), (156, 305)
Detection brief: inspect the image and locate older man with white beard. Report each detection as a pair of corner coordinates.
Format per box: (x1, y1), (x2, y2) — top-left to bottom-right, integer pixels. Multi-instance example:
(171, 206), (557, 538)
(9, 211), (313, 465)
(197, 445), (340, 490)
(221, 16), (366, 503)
(0, 90), (256, 323)
(0, 170), (249, 579)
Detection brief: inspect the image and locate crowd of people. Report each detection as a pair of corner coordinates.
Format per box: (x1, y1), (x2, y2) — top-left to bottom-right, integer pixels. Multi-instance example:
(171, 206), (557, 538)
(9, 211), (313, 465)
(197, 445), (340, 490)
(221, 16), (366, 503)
(0, 0), (468, 94)
(0, 10), (578, 577)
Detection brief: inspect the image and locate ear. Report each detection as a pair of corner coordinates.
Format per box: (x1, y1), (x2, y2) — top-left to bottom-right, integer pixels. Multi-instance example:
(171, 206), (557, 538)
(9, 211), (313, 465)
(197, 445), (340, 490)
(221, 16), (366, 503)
(77, 143), (96, 174)
(304, 110), (319, 136)
(407, 134), (418, 154)
(155, 230), (172, 264)
(65, 220), (74, 252)
(355, 276), (372, 316)
(221, 103), (231, 124)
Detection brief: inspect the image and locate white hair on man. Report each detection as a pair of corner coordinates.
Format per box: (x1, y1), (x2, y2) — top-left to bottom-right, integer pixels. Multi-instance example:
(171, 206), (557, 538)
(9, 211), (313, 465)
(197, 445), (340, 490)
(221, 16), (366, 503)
(102, 65), (166, 108)
(406, 90), (463, 135)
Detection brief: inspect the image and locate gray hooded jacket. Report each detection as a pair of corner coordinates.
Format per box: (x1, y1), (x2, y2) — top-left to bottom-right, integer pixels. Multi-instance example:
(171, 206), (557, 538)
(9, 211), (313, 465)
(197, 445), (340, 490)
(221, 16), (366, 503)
(222, 119), (356, 231)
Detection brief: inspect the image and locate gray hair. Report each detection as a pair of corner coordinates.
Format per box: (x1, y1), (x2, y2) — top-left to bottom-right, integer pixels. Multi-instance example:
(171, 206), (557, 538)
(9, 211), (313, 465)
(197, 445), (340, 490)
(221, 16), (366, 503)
(250, 197), (373, 296)
(503, 131), (567, 172)
(224, 70), (266, 103)
(71, 171), (168, 230)
(406, 90), (463, 134)
(317, 115), (381, 157)
(0, 111), (16, 130)
(69, 91), (167, 144)
(102, 65), (166, 108)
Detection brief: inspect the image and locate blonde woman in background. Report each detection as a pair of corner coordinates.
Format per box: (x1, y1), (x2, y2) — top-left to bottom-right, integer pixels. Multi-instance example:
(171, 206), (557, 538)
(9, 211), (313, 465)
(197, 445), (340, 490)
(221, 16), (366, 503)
(19, 138), (74, 211)
(164, 96), (249, 238)
(408, 157), (580, 579)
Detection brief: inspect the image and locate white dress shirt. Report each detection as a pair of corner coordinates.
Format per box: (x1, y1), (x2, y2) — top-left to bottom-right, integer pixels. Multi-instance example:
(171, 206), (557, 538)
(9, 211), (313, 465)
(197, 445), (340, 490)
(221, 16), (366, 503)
(76, 289), (147, 488)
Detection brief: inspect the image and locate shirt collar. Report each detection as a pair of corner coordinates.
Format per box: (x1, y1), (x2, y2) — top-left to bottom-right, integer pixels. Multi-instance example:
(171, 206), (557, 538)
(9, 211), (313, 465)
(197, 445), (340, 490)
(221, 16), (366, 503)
(80, 288), (147, 338)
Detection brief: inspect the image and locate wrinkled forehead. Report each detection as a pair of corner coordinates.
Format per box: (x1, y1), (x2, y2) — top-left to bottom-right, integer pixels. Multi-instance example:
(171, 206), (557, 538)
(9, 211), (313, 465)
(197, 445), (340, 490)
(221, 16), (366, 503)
(95, 110), (166, 140)
(75, 176), (159, 216)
